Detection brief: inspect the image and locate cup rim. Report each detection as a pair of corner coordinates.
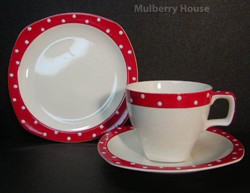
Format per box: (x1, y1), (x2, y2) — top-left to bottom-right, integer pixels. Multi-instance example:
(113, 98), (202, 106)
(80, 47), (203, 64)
(126, 80), (213, 95)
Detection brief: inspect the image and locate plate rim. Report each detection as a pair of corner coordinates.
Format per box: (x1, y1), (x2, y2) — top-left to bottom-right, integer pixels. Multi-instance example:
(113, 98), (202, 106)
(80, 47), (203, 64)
(98, 126), (245, 173)
(8, 13), (138, 142)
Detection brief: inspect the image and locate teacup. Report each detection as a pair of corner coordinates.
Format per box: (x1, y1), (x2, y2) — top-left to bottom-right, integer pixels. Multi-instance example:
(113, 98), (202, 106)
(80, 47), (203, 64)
(126, 81), (235, 162)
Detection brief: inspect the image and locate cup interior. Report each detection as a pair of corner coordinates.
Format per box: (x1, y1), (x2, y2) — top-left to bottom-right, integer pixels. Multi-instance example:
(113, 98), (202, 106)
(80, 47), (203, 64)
(126, 81), (212, 94)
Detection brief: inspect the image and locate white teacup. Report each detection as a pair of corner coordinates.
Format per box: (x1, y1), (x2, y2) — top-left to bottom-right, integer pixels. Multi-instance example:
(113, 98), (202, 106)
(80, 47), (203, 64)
(126, 81), (235, 162)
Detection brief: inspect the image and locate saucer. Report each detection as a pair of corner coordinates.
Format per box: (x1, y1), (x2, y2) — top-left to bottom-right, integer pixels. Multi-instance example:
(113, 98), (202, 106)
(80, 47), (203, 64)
(8, 13), (138, 142)
(98, 126), (244, 173)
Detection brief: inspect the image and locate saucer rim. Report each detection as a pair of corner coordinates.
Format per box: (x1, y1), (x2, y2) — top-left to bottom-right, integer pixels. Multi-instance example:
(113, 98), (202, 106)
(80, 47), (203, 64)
(98, 126), (245, 173)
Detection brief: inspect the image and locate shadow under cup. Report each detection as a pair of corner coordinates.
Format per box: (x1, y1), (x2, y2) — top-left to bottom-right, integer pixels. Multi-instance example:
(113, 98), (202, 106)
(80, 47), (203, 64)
(126, 81), (235, 162)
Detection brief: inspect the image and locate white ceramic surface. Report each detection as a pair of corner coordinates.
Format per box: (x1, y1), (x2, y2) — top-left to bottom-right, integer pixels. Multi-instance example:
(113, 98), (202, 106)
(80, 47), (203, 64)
(19, 24), (126, 131)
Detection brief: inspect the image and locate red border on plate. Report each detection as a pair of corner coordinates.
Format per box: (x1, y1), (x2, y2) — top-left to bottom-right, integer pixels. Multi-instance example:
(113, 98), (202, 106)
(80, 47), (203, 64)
(8, 13), (138, 142)
(98, 126), (245, 173)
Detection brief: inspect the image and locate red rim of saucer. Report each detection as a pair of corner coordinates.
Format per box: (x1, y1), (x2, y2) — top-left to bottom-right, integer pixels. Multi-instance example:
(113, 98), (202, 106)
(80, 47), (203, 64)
(8, 13), (138, 142)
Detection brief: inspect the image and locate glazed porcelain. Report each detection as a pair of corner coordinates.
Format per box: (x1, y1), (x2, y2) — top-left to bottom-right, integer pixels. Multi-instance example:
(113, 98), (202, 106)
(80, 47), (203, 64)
(8, 13), (138, 142)
(98, 126), (244, 173)
(126, 81), (235, 162)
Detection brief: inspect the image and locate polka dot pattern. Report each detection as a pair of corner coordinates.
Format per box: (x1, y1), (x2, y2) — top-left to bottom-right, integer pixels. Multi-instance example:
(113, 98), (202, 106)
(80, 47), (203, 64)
(98, 126), (245, 173)
(126, 90), (234, 108)
(8, 13), (138, 143)
(127, 90), (213, 108)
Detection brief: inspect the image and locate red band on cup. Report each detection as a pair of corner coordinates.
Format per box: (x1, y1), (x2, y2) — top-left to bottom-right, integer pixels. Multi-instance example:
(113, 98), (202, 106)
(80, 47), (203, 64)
(126, 90), (216, 108)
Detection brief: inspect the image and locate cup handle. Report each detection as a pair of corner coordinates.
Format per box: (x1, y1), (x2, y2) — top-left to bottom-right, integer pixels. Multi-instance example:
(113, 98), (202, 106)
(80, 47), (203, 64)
(205, 91), (236, 130)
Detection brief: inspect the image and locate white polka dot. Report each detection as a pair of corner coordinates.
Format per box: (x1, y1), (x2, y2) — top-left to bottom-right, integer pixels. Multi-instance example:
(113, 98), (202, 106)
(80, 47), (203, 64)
(102, 147), (107, 150)
(13, 84), (18, 89)
(177, 96), (182, 101)
(192, 165), (197, 168)
(232, 157), (237, 160)
(233, 139), (237, 141)
(34, 120), (38, 124)
(100, 125), (104, 129)
(117, 127), (122, 130)
(15, 49), (19, 53)
(78, 132), (82, 136)
(72, 14), (76, 18)
(226, 92), (229, 94)
(41, 27), (45, 32)
(106, 28), (110, 33)
(208, 164), (212, 167)
(234, 144), (239, 146)
(61, 19), (66, 23)
(132, 77), (136, 81)
(226, 136), (230, 138)
(130, 162), (136, 165)
(194, 100), (198, 105)
(101, 152), (106, 154)
(16, 61), (20, 65)
(115, 162), (121, 165)
(115, 111), (119, 115)
(128, 50), (132, 54)
(21, 120), (25, 124)
(43, 132), (47, 137)
(238, 148), (243, 151)
(232, 152), (237, 154)
(99, 141), (104, 144)
(9, 73), (14, 77)
(119, 44), (123, 49)
(130, 98), (133, 103)
(112, 156), (117, 159)
(157, 101), (162, 106)
(25, 40), (29, 45)
(141, 94), (145, 99)
(27, 26), (32, 31)
(216, 159), (221, 162)
(21, 106), (26, 110)
(128, 66), (132, 70)
(119, 30), (123, 35)
(12, 98), (17, 102)
(142, 166), (148, 169)
(67, 136), (71, 141)
(85, 19), (89, 24)
(207, 93), (210, 98)
(97, 17), (101, 22)
(47, 18), (51, 23)
(176, 167), (181, 170)
(92, 133), (97, 138)
(54, 131), (58, 135)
